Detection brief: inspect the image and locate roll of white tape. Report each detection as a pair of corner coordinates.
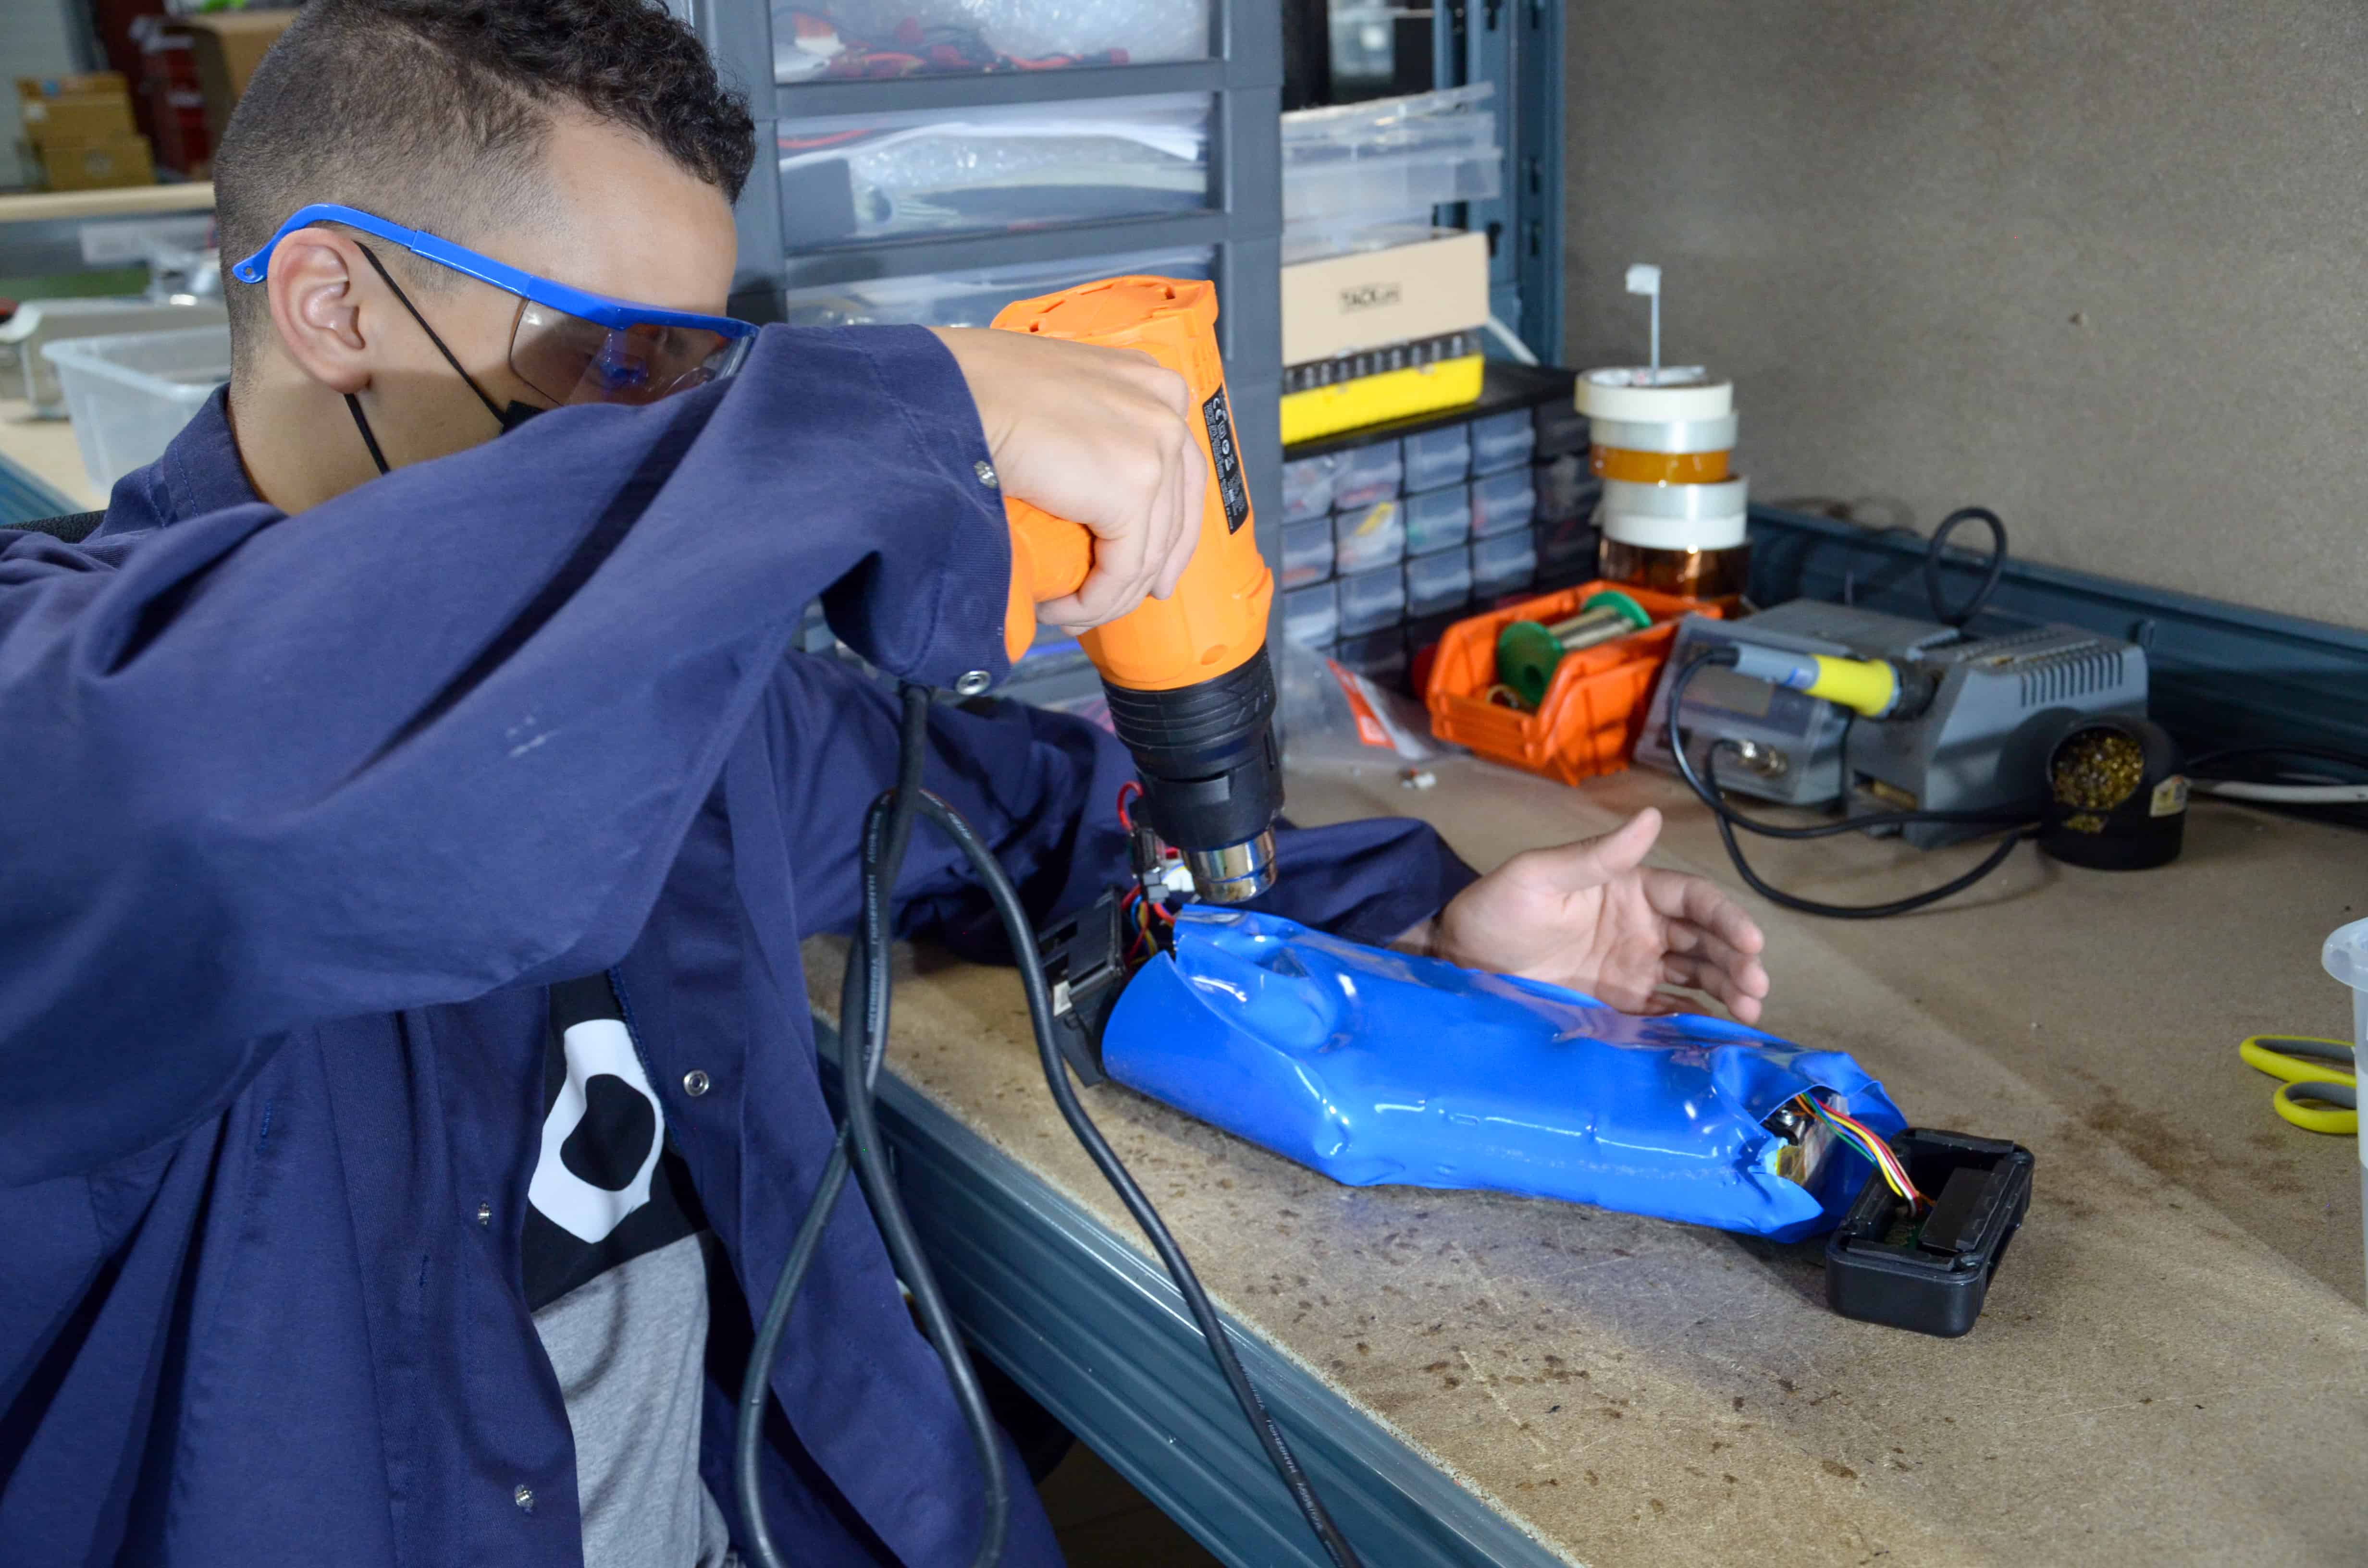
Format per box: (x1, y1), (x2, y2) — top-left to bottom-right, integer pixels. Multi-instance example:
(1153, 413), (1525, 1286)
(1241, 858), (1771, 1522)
(1599, 476), (1749, 550)
(1575, 367), (1734, 422)
(1588, 411), (1740, 454)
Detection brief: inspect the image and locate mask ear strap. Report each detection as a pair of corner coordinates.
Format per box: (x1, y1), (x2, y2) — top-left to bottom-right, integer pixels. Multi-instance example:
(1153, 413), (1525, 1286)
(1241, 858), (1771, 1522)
(353, 240), (512, 428)
(344, 392), (392, 476)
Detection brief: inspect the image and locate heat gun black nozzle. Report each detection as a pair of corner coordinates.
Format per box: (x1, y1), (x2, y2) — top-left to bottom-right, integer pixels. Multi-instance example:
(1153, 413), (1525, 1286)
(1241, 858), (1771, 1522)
(1102, 644), (1284, 900)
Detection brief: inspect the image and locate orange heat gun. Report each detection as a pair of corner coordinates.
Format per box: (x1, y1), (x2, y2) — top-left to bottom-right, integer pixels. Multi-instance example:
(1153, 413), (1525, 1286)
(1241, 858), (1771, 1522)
(991, 277), (1283, 903)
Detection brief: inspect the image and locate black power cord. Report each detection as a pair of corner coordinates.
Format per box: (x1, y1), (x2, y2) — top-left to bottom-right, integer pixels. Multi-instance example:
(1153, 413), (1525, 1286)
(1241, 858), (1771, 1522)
(1665, 651), (2041, 919)
(1923, 506), (2007, 627)
(740, 683), (1366, 1568)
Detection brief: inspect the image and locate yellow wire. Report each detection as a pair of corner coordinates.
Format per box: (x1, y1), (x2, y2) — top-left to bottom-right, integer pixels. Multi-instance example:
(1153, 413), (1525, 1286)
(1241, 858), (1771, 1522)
(2272, 1082), (2358, 1136)
(2239, 1035), (2357, 1137)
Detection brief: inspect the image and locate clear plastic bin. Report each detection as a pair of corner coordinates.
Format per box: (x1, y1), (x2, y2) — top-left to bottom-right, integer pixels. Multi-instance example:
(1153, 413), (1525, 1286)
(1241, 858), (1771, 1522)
(777, 93), (1211, 246)
(1403, 424), (1471, 492)
(1280, 216), (1444, 267)
(1281, 84), (1502, 225)
(1469, 407), (1536, 475)
(42, 324), (229, 493)
(1333, 500), (1406, 574)
(1402, 481), (1470, 556)
(782, 245), (1213, 329)
(1281, 580), (1341, 648)
(1470, 467), (1537, 539)
(1329, 438), (1403, 509)
(1405, 548), (1472, 617)
(1337, 564), (1408, 636)
(1470, 529), (1537, 599)
(1279, 518), (1336, 588)
(774, 0), (1210, 83)
(1280, 452), (1338, 523)
(2323, 919), (2368, 1307)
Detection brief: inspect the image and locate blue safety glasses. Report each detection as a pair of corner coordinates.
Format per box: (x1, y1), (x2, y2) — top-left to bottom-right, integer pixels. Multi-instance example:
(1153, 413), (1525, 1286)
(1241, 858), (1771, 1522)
(231, 203), (757, 406)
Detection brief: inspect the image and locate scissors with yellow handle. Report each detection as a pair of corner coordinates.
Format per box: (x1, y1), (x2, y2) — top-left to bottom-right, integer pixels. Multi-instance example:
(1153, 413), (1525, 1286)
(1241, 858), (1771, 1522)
(2238, 1035), (2358, 1135)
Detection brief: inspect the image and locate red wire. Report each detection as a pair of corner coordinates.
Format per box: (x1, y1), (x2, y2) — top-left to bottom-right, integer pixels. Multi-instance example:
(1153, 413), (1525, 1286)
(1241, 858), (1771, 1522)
(1116, 781), (1140, 832)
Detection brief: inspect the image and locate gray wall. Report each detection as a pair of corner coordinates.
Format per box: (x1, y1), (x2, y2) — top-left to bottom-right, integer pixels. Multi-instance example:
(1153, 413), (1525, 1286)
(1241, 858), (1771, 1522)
(1562, 0), (2368, 631)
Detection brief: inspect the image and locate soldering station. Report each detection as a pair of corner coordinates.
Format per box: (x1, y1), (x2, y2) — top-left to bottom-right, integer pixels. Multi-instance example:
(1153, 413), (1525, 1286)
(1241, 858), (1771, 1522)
(12, 5), (2368, 1565)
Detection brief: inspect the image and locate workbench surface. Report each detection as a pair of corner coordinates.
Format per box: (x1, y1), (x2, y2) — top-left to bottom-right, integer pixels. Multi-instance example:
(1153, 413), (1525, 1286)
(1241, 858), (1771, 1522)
(0, 395), (103, 512)
(808, 758), (2368, 1567)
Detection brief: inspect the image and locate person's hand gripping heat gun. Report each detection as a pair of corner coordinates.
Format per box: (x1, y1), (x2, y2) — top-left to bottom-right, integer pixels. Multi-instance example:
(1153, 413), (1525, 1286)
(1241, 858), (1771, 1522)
(930, 326), (1207, 632)
(1406, 808), (1773, 1023)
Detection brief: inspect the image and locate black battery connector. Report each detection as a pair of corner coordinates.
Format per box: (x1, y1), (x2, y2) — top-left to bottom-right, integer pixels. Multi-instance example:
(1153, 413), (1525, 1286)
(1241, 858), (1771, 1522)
(1035, 889), (1127, 1087)
(1825, 1128), (2034, 1337)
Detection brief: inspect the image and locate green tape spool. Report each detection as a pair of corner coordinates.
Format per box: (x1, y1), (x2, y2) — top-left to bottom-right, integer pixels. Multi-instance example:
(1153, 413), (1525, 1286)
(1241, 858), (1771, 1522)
(1493, 591), (1654, 708)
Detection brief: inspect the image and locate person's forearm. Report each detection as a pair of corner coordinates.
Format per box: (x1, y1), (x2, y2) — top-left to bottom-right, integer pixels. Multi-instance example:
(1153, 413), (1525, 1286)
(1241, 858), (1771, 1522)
(0, 326), (1010, 1183)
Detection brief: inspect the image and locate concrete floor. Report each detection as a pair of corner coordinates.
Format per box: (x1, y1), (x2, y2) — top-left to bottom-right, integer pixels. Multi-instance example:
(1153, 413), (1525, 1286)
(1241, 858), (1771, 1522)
(1038, 1445), (1221, 1568)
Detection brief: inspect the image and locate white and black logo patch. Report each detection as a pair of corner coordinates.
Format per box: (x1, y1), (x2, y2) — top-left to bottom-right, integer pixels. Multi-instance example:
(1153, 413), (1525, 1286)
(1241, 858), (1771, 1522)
(519, 974), (704, 1311)
(528, 1016), (663, 1244)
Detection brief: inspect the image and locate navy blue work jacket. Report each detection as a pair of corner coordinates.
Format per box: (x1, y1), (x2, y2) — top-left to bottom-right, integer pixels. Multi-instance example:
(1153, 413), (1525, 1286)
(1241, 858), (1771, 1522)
(0, 326), (1477, 1568)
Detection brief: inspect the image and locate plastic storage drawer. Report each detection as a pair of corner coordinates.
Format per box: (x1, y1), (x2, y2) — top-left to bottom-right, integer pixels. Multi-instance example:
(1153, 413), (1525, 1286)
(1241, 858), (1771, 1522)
(1533, 398), (1589, 459)
(1405, 548), (1472, 617)
(1469, 467), (1537, 539)
(774, 0), (1211, 82)
(1534, 452), (1599, 522)
(1402, 424), (1471, 492)
(1281, 580), (1341, 648)
(1281, 84), (1503, 225)
(1329, 438), (1404, 510)
(777, 93), (1212, 246)
(1469, 408), (1537, 475)
(1279, 518), (1335, 588)
(1337, 564), (1408, 636)
(1402, 482), (1471, 556)
(1535, 515), (1602, 577)
(42, 324), (228, 492)
(1470, 529), (1538, 599)
(1333, 500), (1406, 574)
(1280, 452), (1338, 523)
(781, 245), (1213, 328)
(1332, 629), (1408, 686)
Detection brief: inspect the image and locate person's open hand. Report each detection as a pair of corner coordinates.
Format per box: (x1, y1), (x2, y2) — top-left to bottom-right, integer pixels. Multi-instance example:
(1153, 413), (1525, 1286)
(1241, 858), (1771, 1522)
(930, 326), (1204, 633)
(1414, 808), (1770, 1022)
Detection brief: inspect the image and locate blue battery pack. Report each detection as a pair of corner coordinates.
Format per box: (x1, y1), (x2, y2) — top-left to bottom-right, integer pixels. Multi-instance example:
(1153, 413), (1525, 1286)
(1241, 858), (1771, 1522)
(1102, 906), (1909, 1241)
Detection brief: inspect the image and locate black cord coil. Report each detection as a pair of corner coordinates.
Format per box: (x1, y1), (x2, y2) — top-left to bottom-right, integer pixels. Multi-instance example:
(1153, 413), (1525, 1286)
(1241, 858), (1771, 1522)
(1923, 506), (2008, 628)
(740, 684), (1365, 1568)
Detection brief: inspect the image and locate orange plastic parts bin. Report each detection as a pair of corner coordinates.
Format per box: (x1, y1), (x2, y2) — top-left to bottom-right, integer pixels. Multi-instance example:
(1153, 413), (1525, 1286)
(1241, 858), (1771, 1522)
(1425, 580), (1727, 786)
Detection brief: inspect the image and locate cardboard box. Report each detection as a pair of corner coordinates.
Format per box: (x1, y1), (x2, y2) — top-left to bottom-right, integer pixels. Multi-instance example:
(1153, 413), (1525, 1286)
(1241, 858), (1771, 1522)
(16, 74), (137, 148)
(166, 10), (299, 146)
(31, 133), (157, 192)
(1281, 230), (1490, 368)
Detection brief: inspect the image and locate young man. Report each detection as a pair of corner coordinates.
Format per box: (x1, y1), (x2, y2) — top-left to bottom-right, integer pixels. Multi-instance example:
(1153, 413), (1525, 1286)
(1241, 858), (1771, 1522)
(0, 2), (1769, 1565)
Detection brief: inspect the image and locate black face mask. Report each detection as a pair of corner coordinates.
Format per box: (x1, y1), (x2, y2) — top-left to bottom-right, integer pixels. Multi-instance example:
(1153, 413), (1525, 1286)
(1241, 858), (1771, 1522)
(344, 242), (547, 476)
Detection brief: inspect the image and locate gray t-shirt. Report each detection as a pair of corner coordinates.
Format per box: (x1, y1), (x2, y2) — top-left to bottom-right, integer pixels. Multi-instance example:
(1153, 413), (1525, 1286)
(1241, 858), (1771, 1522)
(527, 977), (736, 1568)
(533, 1232), (736, 1568)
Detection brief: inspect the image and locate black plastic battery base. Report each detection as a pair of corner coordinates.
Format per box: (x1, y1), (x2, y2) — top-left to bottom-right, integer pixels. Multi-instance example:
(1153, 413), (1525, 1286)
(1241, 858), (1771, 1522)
(1824, 1128), (2034, 1337)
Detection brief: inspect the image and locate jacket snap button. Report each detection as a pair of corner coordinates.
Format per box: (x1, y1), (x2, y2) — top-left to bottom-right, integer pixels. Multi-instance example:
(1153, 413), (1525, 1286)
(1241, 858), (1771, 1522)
(682, 1070), (712, 1097)
(514, 1484), (535, 1514)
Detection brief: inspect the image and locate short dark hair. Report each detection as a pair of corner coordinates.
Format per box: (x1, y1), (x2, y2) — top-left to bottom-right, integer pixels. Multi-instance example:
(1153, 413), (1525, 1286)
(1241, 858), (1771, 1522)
(214, 0), (754, 363)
